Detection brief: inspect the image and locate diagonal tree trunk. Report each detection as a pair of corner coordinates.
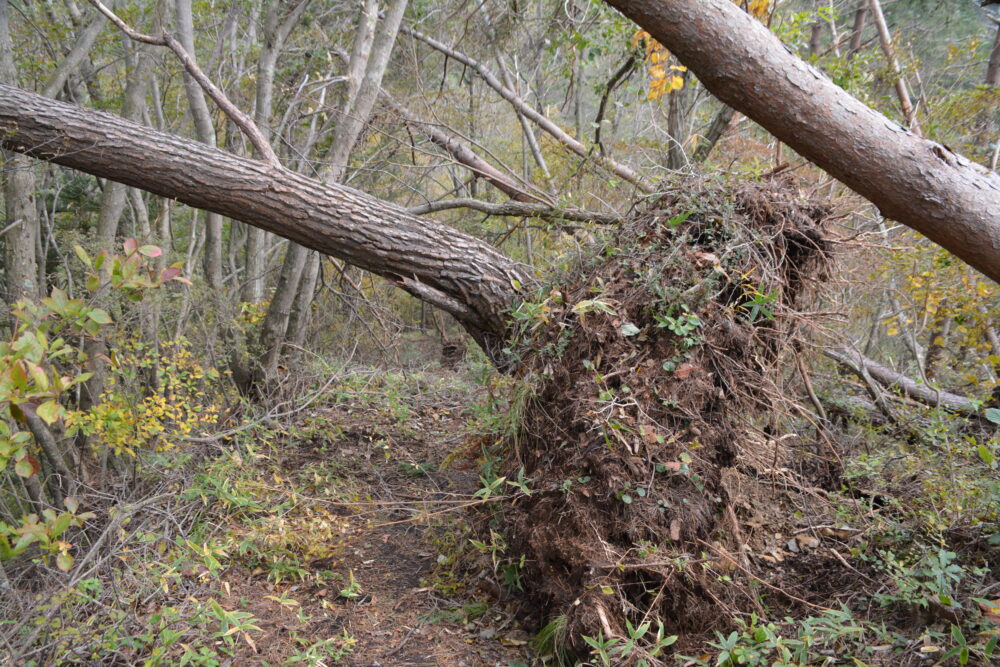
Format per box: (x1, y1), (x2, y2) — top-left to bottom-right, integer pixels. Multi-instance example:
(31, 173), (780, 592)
(0, 84), (527, 361)
(604, 0), (1000, 284)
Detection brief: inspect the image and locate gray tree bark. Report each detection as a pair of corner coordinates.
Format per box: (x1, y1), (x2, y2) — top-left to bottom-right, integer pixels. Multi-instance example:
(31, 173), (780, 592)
(987, 21), (1000, 87)
(267, 0), (407, 374)
(41, 6), (107, 99)
(95, 41), (153, 243)
(175, 0), (223, 291)
(243, 0), (310, 305)
(1, 0), (38, 301)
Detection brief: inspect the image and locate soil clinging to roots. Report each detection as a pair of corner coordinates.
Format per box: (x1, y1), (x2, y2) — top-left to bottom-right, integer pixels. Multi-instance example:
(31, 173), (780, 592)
(494, 177), (831, 658)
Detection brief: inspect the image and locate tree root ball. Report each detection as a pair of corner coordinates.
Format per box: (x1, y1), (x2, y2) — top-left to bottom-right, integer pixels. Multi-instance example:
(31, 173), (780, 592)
(484, 177), (831, 659)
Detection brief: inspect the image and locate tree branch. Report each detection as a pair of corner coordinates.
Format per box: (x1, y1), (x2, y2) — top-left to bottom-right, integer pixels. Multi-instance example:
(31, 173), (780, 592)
(823, 347), (977, 414)
(594, 54), (637, 155)
(85, 0), (280, 167)
(407, 197), (620, 225)
(402, 25), (654, 193)
(383, 94), (546, 204)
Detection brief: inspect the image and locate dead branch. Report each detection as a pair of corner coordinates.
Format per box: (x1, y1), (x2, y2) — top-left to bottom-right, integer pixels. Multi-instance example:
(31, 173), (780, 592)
(85, 0), (280, 167)
(594, 54), (637, 155)
(383, 94), (545, 204)
(824, 347), (977, 414)
(407, 197), (621, 225)
(402, 25), (654, 193)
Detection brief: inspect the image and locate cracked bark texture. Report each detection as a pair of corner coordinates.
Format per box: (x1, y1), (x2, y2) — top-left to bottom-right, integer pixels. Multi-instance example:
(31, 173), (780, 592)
(0, 84), (527, 360)
(606, 0), (1000, 283)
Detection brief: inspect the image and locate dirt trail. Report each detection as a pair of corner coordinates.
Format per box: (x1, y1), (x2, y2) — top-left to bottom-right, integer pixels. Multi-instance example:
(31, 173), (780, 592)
(215, 378), (532, 666)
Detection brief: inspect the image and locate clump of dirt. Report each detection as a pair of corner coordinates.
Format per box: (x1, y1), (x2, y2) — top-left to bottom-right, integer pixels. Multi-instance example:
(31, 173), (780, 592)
(493, 177), (831, 656)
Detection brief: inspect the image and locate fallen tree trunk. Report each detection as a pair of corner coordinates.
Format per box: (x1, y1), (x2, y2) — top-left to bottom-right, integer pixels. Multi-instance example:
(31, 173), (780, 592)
(0, 83), (525, 359)
(823, 347), (977, 414)
(605, 0), (1000, 284)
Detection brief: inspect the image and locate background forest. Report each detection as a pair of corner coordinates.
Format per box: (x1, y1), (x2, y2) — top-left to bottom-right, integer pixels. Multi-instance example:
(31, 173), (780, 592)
(1, 0), (999, 664)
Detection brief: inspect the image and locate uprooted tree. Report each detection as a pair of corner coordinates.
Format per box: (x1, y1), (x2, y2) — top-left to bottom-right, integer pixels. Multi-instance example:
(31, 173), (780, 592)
(2, 0), (1000, 654)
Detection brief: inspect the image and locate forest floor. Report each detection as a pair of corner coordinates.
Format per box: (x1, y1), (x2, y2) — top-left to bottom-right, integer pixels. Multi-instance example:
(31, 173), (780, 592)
(197, 367), (535, 666)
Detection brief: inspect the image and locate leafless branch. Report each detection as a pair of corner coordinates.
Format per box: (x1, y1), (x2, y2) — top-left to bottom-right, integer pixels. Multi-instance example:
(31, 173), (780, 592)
(402, 25), (654, 193)
(407, 197), (621, 225)
(85, 0), (280, 167)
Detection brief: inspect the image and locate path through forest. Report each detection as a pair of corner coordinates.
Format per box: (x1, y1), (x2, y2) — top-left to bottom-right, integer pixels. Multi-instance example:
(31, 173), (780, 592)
(205, 369), (532, 666)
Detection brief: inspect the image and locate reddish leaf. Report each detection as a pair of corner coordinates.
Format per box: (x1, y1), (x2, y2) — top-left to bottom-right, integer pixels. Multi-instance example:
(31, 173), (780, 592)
(123, 238), (138, 254)
(675, 363), (699, 379)
(159, 267), (182, 282)
(978, 598), (1000, 626)
(15, 455), (40, 478)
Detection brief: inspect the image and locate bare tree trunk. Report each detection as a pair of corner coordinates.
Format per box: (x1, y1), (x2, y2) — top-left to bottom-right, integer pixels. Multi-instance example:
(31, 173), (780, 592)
(242, 0), (310, 305)
(286, 250), (321, 351)
(1, 0), (38, 301)
(41, 6), (106, 99)
(175, 0), (223, 291)
(825, 347), (975, 413)
(666, 70), (690, 170)
(693, 103), (736, 163)
(866, 0), (920, 134)
(260, 242), (308, 375)
(266, 0), (407, 373)
(987, 21), (1000, 88)
(923, 307), (951, 381)
(848, 0), (868, 58)
(808, 12), (823, 57)
(95, 41), (152, 243)
(605, 0), (1000, 284)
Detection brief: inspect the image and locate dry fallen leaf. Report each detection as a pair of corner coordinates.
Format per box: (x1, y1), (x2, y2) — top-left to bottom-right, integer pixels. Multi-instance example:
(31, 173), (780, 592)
(976, 598), (1000, 625)
(796, 534), (821, 549)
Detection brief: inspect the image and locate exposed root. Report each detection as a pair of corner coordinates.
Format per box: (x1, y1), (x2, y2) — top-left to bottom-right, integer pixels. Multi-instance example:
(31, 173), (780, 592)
(487, 177), (833, 657)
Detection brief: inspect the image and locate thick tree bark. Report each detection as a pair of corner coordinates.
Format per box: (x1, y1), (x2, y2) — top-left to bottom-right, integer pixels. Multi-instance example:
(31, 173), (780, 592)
(605, 0), (1000, 284)
(0, 84), (526, 359)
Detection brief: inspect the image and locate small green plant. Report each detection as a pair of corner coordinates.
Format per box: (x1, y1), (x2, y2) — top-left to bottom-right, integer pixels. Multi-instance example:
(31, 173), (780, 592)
(338, 569), (362, 600)
(285, 629), (357, 665)
(737, 286), (778, 323)
(582, 619), (677, 667)
(654, 305), (701, 348)
(533, 614), (571, 666)
(872, 547), (973, 610)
